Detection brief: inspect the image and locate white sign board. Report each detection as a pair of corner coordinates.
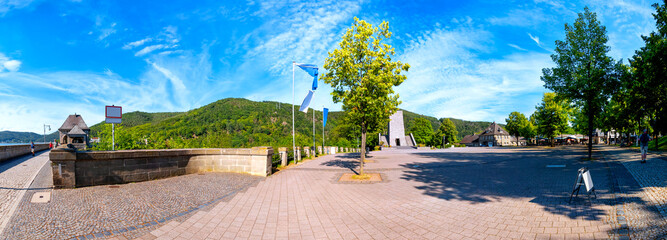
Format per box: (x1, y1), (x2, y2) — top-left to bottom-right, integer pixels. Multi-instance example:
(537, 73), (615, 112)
(105, 106), (122, 123)
(583, 170), (594, 192)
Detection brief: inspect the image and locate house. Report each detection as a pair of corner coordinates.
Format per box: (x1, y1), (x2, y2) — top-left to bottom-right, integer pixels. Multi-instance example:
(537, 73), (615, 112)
(58, 114), (91, 149)
(463, 122), (518, 147)
(460, 134), (480, 147)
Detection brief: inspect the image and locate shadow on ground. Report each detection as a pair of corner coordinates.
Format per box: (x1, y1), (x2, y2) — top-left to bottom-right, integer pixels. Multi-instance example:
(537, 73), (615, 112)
(398, 146), (658, 226)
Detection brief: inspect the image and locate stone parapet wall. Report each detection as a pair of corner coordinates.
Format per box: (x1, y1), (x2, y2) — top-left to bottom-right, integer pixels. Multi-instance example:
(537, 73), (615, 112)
(0, 144), (50, 162)
(50, 147), (273, 188)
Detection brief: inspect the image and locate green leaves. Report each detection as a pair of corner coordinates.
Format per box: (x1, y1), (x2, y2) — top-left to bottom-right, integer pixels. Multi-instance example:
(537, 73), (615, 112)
(322, 17), (409, 135)
(533, 93), (572, 140)
(409, 118), (433, 145)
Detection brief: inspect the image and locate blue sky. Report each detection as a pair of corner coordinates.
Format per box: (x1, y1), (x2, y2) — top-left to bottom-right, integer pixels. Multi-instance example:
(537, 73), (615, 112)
(0, 0), (659, 133)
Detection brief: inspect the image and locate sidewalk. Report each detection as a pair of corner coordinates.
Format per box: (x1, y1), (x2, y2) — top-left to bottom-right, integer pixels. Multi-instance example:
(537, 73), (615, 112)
(599, 145), (667, 239)
(0, 150), (51, 236)
(132, 147), (618, 240)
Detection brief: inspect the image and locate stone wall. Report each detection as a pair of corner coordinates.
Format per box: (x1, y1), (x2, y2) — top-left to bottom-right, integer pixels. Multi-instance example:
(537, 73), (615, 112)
(0, 143), (51, 162)
(50, 147), (273, 188)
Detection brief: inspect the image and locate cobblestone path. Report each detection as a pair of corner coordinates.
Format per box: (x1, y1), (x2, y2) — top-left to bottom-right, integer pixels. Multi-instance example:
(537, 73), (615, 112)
(0, 150), (50, 236)
(600, 145), (667, 239)
(1, 154), (262, 240)
(139, 146), (620, 240)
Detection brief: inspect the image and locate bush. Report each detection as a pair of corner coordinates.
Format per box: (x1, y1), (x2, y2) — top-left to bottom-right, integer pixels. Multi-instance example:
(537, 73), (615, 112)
(374, 146), (381, 151)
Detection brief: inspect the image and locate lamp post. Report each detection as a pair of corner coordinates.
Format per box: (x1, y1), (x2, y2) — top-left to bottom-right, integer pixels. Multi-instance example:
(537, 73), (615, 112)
(43, 124), (51, 144)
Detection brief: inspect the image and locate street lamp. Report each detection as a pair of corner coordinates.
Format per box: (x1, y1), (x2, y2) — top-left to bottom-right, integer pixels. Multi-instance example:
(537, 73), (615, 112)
(43, 124), (50, 143)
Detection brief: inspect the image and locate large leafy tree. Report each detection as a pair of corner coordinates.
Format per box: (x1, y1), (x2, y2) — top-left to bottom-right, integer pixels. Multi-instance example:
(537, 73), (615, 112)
(432, 118), (458, 147)
(323, 18), (410, 175)
(409, 117), (433, 145)
(630, 1), (667, 150)
(505, 112), (529, 145)
(533, 93), (572, 147)
(541, 7), (619, 158)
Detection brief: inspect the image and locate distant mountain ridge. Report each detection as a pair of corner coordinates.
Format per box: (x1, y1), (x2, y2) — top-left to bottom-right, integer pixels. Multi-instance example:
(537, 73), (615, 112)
(0, 131), (59, 143)
(2, 98), (496, 146)
(86, 98), (495, 149)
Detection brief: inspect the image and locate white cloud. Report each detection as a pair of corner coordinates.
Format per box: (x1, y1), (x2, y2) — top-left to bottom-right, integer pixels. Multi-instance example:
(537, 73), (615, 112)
(528, 33), (541, 46)
(123, 37), (152, 50)
(0, 53), (21, 72)
(396, 25), (552, 122)
(135, 44), (166, 56)
(0, 0), (34, 15)
(508, 44), (527, 51)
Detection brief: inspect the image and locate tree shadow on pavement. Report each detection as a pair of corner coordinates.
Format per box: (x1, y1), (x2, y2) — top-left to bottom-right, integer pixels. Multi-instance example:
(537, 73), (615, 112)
(399, 147), (654, 223)
(321, 158), (360, 174)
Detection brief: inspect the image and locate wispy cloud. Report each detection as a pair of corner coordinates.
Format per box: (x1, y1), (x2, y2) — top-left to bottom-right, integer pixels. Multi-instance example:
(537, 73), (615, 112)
(396, 24), (552, 123)
(123, 37), (152, 50)
(528, 33), (541, 46)
(0, 53), (21, 72)
(508, 44), (527, 51)
(0, 0), (34, 16)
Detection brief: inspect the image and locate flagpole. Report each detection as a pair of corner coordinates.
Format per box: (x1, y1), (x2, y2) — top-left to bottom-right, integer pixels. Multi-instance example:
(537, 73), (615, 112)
(312, 108), (315, 156)
(322, 105), (325, 155)
(292, 62), (296, 164)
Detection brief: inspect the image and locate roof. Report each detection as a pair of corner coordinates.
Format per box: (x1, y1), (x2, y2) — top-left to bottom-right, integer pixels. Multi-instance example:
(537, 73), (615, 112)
(67, 125), (87, 135)
(460, 134), (479, 144)
(479, 122), (510, 136)
(58, 114), (89, 131)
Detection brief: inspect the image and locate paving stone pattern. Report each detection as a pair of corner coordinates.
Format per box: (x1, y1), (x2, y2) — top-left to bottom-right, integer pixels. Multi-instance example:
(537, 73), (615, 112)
(600, 146), (667, 239)
(142, 146), (620, 240)
(0, 150), (50, 236)
(1, 164), (262, 240)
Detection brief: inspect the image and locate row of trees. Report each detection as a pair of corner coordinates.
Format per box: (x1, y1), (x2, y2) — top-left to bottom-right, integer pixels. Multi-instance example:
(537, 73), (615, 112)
(408, 117), (458, 147)
(506, 3), (666, 156)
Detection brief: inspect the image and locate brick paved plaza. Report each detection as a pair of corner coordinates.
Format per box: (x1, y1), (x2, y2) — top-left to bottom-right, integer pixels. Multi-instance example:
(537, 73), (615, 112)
(1, 146), (666, 239)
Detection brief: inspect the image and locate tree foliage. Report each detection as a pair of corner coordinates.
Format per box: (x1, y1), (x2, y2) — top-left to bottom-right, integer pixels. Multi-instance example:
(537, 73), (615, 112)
(322, 18), (409, 174)
(433, 118), (458, 147)
(532, 93), (572, 146)
(541, 7), (619, 157)
(628, 1), (667, 149)
(409, 117), (433, 145)
(505, 112), (529, 145)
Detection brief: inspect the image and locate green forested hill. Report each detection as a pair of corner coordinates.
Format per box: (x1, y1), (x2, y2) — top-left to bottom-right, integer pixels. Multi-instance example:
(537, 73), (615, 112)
(89, 98), (497, 150)
(90, 98), (348, 150)
(0, 131), (59, 143)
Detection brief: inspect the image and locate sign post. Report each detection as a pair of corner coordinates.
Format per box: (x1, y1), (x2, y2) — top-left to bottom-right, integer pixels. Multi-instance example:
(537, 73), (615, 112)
(569, 167), (596, 203)
(105, 106), (122, 151)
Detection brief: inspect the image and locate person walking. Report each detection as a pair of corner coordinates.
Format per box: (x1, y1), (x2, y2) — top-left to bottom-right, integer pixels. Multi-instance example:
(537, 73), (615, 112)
(639, 129), (652, 163)
(30, 141), (35, 156)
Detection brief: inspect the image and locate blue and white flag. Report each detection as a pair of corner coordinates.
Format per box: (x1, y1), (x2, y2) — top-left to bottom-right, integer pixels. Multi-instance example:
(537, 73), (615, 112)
(296, 63), (318, 90)
(323, 108), (329, 127)
(299, 90), (314, 113)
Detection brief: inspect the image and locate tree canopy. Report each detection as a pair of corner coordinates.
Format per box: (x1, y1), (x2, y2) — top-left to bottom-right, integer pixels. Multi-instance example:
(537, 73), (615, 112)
(541, 7), (619, 158)
(322, 18), (409, 175)
(505, 112), (529, 145)
(532, 93), (572, 146)
(409, 117), (433, 145)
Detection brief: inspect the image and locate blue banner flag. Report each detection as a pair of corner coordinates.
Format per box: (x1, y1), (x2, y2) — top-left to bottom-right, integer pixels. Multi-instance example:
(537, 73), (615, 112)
(299, 90), (314, 113)
(296, 63), (318, 90)
(323, 108), (329, 127)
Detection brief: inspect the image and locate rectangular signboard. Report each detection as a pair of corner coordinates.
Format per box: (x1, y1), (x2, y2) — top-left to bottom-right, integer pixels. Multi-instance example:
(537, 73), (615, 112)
(105, 105), (122, 123)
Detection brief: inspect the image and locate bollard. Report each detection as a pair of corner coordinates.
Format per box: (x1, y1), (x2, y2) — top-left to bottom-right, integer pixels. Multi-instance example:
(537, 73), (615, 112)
(317, 146), (322, 155)
(279, 147), (287, 167)
(296, 147), (301, 162)
(304, 147), (310, 158)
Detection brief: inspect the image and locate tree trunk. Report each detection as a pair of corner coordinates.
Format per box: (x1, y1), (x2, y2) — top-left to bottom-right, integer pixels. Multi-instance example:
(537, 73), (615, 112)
(360, 123), (366, 176)
(587, 110), (594, 159)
